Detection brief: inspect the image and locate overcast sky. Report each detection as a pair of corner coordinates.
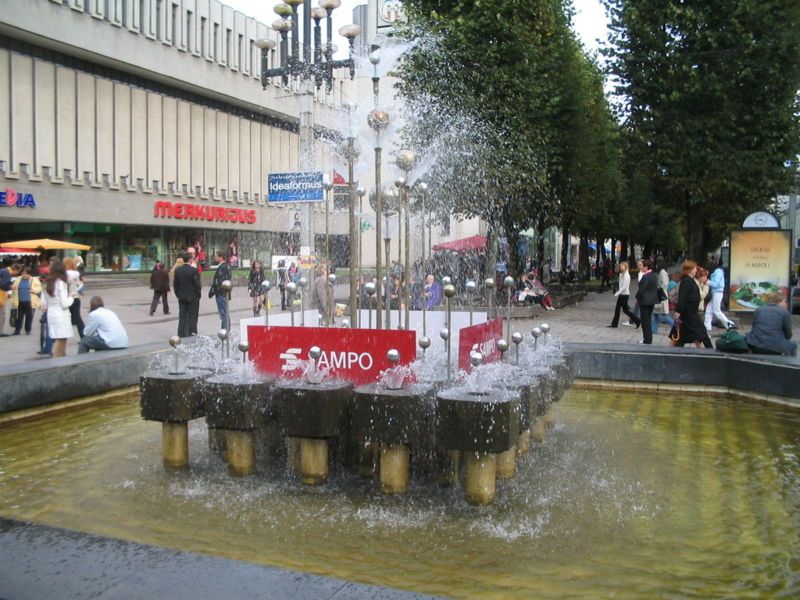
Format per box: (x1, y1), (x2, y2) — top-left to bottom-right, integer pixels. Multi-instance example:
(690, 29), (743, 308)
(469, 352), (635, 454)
(223, 0), (609, 54)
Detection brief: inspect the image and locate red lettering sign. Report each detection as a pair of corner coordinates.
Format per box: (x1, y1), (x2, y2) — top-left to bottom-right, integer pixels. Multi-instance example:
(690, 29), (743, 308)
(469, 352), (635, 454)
(458, 318), (503, 372)
(248, 326), (416, 385)
(153, 200), (256, 224)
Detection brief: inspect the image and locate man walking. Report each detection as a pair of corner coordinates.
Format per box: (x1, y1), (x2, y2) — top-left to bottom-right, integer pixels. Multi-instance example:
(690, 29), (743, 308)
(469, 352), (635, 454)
(209, 251), (231, 330)
(173, 252), (201, 337)
(78, 296), (128, 353)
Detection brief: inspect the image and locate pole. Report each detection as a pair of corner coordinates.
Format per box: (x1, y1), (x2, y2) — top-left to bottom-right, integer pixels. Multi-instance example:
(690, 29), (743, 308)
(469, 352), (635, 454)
(348, 154), (358, 328)
(299, 79), (315, 255)
(446, 295), (452, 381)
(790, 191), (798, 313)
(375, 149), (383, 330)
(325, 185), (330, 262)
(421, 189), (426, 336)
(404, 184), (411, 333)
(384, 235), (391, 329)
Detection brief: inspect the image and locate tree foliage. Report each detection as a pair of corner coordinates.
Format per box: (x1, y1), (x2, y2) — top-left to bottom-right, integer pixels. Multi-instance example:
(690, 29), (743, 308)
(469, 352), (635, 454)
(604, 0), (800, 260)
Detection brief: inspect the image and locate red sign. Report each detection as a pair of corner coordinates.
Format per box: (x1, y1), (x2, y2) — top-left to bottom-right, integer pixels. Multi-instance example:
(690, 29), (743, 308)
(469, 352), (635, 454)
(154, 200), (256, 224)
(248, 326), (416, 385)
(458, 318), (503, 372)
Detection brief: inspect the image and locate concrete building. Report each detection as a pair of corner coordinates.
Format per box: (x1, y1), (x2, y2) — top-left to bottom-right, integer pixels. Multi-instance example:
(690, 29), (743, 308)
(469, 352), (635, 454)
(0, 0), (350, 271)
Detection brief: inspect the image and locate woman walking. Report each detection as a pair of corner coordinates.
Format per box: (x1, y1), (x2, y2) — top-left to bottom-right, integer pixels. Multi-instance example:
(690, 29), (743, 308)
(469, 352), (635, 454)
(63, 257), (84, 339)
(609, 262), (640, 328)
(149, 261), (170, 315)
(41, 261), (74, 357)
(673, 260), (712, 349)
(11, 266), (42, 335)
(277, 259), (289, 310)
(248, 260), (267, 317)
(635, 259), (659, 344)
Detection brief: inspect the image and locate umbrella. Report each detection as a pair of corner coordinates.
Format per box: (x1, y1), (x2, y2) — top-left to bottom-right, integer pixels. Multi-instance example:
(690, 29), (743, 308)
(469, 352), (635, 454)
(432, 235), (487, 254)
(0, 238), (91, 251)
(0, 248), (41, 256)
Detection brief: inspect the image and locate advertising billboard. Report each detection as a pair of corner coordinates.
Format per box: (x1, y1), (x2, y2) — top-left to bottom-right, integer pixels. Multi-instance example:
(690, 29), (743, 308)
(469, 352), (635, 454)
(729, 229), (792, 311)
(267, 172), (324, 203)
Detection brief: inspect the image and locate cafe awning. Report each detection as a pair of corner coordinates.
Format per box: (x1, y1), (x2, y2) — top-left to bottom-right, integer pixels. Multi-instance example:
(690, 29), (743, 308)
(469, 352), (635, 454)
(432, 235), (487, 254)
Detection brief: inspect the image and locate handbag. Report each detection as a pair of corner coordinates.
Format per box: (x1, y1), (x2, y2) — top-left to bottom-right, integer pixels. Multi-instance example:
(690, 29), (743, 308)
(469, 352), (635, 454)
(9, 307), (18, 328)
(715, 330), (750, 354)
(657, 287), (668, 302)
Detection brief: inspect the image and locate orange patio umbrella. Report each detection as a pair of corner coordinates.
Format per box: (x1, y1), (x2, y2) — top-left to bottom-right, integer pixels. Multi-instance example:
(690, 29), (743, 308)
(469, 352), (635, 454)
(0, 238), (91, 251)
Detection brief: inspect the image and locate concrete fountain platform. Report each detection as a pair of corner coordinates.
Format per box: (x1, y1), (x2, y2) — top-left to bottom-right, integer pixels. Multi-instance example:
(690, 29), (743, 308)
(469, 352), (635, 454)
(0, 517), (438, 600)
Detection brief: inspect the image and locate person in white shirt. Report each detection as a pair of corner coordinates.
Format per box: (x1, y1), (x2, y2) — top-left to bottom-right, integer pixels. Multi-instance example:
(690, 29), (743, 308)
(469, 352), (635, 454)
(608, 261), (641, 328)
(78, 296), (128, 354)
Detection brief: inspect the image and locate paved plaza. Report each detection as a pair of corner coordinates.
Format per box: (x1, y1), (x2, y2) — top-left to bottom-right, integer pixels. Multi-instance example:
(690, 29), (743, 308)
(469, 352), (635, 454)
(1, 279), (797, 367)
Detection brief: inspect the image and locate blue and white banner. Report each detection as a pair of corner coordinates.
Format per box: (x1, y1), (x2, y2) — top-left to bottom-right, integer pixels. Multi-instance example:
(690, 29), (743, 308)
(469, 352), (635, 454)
(268, 171), (324, 203)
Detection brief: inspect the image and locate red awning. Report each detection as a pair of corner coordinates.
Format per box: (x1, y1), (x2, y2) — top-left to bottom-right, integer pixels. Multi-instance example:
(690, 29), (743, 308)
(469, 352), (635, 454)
(432, 235), (487, 254)
(0, 248), (40, 256)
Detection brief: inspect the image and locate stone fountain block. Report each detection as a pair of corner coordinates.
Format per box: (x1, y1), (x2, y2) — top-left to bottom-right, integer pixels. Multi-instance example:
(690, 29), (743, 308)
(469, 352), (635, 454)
(497, 383), (533, 431)
(352, 383), (436, 446)
(202, 373), (275, 431)
(272, 380), (353, 438)
(140, 371), (209, 423)
(435, 389), (520, 454)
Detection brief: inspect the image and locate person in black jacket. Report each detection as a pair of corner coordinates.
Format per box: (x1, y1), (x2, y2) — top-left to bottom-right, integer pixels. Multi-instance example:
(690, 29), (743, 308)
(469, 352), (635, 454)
(208, 251), (231, 330)
(149, 261), (170, 316)
(673, 260), (712, 348)
(635, 258), (659, 344)
(173, 252), (201, 337)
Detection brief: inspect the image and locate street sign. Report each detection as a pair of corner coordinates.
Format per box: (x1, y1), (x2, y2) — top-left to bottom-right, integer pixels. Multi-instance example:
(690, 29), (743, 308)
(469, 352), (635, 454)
(248, 326), (416, 384)
(268, 172), (324, 203)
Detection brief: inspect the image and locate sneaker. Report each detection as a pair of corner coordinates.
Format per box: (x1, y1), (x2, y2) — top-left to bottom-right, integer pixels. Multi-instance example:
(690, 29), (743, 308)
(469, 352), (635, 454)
(622, 322), (634, 327)
(727, 322), (738, 330)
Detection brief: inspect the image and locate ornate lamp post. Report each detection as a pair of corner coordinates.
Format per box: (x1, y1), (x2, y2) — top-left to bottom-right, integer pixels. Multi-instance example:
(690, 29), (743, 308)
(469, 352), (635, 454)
(368, 108), (390, 329)
(256, 1), (361, 255)
(396, 150), (415, 332)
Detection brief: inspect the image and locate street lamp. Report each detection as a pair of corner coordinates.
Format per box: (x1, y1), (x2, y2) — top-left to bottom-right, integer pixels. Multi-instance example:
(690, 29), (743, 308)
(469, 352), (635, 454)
(256, 1), (361, 255)
(369, 107), (391, 329)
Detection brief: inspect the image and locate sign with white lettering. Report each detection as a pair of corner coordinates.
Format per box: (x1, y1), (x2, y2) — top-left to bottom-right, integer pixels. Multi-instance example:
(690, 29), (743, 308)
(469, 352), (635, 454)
(268, 172), (324, 203)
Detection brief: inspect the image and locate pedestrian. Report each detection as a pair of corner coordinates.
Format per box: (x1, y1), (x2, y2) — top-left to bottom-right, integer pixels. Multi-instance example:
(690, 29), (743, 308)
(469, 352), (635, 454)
(635, 258), (659, 344)
(78, 296), (129, 354)
(0, 262), (20, 337)
(745, 292), (796, 356)
(623, 259), (645, 326)
(173, 252), (201, 338)
(424, 275), (441, 309)
(149, 261), (170, 315)
(248, 260), (266, 317)
(705, 258), (736, 331)
(209, 251), (232, 330)
(651, 258), (675, 334)
(63, 257), (85, 339)
(41, 261), (74, 357)
(277, 259), (289, 310)
(310, 264), (331, 325)
(672, 260), (712, 349)
(608, 261), (640, 328)
(11, 266), (41, 335)
(601, 259), (612, 289)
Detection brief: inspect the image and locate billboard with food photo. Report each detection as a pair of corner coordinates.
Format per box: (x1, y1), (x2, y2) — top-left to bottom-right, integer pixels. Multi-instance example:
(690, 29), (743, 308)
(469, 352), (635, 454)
(729, 229), (792, 311)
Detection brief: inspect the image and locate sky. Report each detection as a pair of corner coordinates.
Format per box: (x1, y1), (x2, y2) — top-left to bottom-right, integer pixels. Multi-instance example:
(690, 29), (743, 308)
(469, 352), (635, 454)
(223, 0), (609, 54)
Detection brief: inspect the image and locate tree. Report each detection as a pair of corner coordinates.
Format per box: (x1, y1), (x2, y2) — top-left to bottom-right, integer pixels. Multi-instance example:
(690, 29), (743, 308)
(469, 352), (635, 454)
(604, 0), (800, 260)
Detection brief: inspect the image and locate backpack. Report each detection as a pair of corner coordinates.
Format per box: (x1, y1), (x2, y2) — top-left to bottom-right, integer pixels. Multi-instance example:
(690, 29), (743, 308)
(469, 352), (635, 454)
(715, 330), (749, 354)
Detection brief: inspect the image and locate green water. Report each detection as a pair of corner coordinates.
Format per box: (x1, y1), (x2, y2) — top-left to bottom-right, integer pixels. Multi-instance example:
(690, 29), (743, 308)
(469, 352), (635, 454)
(1, 389), (799, 598)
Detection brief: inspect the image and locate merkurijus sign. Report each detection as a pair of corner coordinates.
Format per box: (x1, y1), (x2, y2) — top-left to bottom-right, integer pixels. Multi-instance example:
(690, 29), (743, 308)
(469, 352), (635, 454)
(0, 187), (36, 208)
(153, 200), (256, 224)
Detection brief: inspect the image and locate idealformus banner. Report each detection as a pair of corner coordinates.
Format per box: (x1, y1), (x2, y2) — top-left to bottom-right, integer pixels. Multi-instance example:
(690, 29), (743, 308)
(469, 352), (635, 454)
(267, 171), (324, 203)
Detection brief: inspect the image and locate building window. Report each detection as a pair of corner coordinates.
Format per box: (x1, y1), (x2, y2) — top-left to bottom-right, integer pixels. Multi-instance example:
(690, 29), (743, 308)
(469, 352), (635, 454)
(238, 34), (244, 69)
(213, 23), (219, 61)
(139, 0), (146, 33)
(171, 3), (178, 45)
(201, 17), (207, 56)
(186, 10), (193, 52)
(225, 28), (232, 65)
(249, 39), (255, 74)
(121, 0), (127, 27)
(156, 0), (162, 39)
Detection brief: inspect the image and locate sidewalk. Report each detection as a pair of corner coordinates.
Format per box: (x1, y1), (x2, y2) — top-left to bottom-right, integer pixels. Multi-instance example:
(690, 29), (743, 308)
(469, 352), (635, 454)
(1, 281), (796, 367)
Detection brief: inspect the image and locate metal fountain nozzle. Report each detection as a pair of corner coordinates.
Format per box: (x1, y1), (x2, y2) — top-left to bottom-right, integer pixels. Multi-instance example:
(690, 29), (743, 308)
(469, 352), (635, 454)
(511, 332), (523, 345)
(466, 280), (477, 294)
(341, 318), (351, 328)
(298, 276), (309, 289)
(418, 182), (428, 193)
(484, 277), (495, 290)
(443, 284), (456, 299)
(394, 176), (405, 188)
(369, 49), (381, 65)
(286, 281), (297, 293)
(368, 109), (390, 131)
(503, 276), (515, 289)
(497, 339), (510, 353)
(365, 281), (376, 296)
(418, 336), (431, 349)
(387, 349), (400, 364)
(261, 280), (272, 292)
(309, 346), (322, 360)
(540, 323), (550, 334)
(238, 341), (249, 353)
(442, 276), (452, 286)
(169, 335), (181, 348)
(221, 280), (233, 293)
(328, 273), (337, 285)
(470, 351), (484, 367)
(439, 327), (450, 341)
(396, 150), (416, 171)
(217, 329), (229, 341)
(357, 186), (367, 198)
(531, 327), (542, 339)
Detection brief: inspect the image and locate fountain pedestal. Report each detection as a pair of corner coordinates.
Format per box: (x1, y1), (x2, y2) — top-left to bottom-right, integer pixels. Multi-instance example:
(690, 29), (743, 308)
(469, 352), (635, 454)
(140, 371), (209, 470)
(202, 373), (274, 477)
(352, 383), (435, 494)
(436, 389), (520, 505)
(273, 380), (353, 485)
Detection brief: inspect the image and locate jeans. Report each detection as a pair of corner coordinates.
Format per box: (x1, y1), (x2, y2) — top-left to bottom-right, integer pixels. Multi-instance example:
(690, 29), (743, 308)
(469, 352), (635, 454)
(78, 333), (112, 354)
(14, 301), (33, 334)
(215, 294), (229, 330)
(40, 313), (52, 354)
(704, 291), (732, 330)
(651, 312), (675, 333)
